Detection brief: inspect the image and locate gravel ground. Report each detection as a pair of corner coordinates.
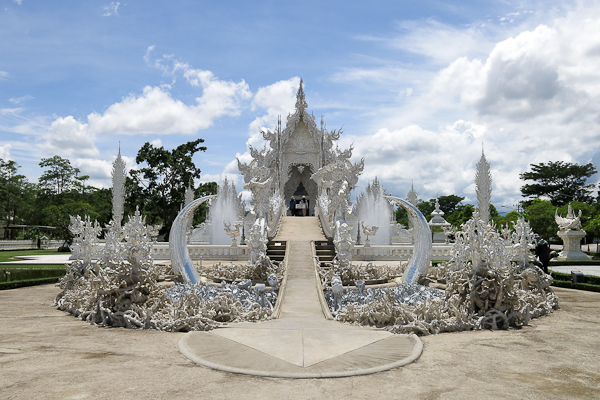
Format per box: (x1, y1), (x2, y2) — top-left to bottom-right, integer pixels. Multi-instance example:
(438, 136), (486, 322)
(1, 284), (599, 400)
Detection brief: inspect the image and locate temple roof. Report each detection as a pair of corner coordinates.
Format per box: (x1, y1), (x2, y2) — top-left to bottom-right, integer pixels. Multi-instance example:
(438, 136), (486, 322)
(281, 79), (321, 149)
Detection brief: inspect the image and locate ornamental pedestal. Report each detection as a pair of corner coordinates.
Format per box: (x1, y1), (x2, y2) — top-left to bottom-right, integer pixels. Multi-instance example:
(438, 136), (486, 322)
(556, 229), (591, 261)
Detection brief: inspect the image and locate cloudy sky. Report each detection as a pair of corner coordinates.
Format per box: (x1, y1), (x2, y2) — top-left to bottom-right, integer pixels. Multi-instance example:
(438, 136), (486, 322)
(1, 0), (599, 211)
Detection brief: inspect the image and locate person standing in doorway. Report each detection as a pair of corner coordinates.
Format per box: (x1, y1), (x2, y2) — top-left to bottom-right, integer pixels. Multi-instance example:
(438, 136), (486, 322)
(289, 196), (296, 217)
(301, 195), (309, 217)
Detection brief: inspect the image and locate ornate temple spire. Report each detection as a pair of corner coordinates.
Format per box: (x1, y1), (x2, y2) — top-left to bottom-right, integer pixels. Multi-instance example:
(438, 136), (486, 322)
(111, 145), (126, 226)
(407, 181), (418, 206)
(295, 79), (308, 113)
(475, 147), (492, 223)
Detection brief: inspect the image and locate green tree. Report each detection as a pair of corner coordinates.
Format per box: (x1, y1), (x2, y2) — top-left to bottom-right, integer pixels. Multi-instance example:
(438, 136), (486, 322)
(42, 198), (99, 245)
(395, 195), (470, 228)
(0, 159), (37, 237)
(39, 155), (85, 195)
(193, 181), (219, 226)
(492, 210), (521, 232)
(585, 215), (600, 243)
(523, 199), (557, 240)
(126, 139), (207, 239)
(446, 204), (476, 227)
(520, 161), (597, 206)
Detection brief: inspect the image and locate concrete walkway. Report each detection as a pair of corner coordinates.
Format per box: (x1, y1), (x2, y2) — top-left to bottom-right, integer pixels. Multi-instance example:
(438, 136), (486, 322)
(273, 216), (326, 241)
(179, 217), (422, 378)
(0, 254), (72, 265)
(3, 283), (600, 398)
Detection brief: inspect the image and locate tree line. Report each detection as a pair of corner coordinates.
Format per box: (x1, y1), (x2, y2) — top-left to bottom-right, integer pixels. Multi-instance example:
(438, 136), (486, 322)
(0, 139), (217, 244)
(396, 161), (600, 243)
(2, 145), (599, 244)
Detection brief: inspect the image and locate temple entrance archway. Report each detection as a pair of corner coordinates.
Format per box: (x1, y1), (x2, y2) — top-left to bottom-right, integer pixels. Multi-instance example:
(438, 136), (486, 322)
(284, 164), (317, 216)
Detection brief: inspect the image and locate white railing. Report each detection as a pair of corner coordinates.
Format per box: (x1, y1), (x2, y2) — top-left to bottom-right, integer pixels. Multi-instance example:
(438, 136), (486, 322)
(351, 245), (454, 261)
(152, 243), (250, 261)
(267, 201), (285, 239)
(316, 203), (334, 239)
(0, 240), (64, 251)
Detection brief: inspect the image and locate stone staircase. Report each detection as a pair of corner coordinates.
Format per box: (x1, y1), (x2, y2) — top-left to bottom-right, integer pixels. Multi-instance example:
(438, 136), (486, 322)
(266, 240), (286, 263)
(314, 240), (335, 267)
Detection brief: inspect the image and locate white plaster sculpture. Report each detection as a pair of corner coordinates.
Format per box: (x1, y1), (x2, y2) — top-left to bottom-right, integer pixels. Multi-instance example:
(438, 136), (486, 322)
(333, 221), (354, 273)
(361, 223), (380, 247)
(69, 215), (102, 267)
(56, 207), (276, 332)
(170, 195), (217, 284)
(555, 203), (590, 260)
(111, 148), (126, 226)
(385, 196), (432, 284)
(333, 211), (558, 335)
(511, 217), (536, 267)
(555, 203), (583, 231)
(223, 221), (243, 247)
(475, 148), (492, 223)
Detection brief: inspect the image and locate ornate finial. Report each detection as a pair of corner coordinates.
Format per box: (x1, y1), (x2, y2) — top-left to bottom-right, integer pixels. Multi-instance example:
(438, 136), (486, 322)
(407, 181), (418, 206)
(476, 146), (492, 222)
(295, 79), (308, 112)
(112, 146), (126, 226)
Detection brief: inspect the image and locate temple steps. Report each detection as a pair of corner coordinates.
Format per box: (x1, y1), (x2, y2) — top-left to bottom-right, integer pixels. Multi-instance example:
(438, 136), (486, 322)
(315, 240), (336, 266)
(266, 241), (286, 262)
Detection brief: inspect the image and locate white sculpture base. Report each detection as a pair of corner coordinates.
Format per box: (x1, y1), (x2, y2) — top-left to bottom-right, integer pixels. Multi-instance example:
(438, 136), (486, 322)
(556, 230), (591, 261)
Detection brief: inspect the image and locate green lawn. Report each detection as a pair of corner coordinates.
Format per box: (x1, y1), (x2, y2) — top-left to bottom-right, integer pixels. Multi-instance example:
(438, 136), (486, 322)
(1, 264), (68, 269)
(0, 249), (71, 263)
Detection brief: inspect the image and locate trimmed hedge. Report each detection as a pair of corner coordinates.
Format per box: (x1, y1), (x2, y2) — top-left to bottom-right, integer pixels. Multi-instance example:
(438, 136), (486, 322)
(0, 277), (60, 290)
(551, 271), (600, 285)
(1, 268), (66, 283)
(549, 259), (600, 266)
(551, 279), (600, 293)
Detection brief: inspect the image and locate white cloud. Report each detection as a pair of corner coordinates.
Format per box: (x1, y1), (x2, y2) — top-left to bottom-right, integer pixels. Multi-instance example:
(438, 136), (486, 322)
(247, 77), (300, 148)
(38, 75), (251, 157)
(88, 85), (245, 135)
(150, 138), (162, 148)
(39, 116), (99, 158)
(348, 4), (600, 207)
(199, 157), (244, 187)
(0, 144), (11, 160)
(8, 95), (34, 105)
(102, 2), (120, 17)
(0, 71), (8, 80)
(13, 0), (22, 5)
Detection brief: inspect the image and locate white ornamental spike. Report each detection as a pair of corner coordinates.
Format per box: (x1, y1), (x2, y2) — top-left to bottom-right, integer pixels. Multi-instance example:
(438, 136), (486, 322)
(111, 147), (126, 226)
(476, 147), (492, 223)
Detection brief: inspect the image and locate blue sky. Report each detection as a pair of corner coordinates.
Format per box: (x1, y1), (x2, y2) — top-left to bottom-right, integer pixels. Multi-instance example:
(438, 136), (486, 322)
(1, 0), (599, 210)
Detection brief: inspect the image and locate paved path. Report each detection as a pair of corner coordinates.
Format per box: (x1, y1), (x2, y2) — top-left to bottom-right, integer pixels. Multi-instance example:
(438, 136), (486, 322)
(273, 216), (326, 241)
(179, 217), (422, 378)
(0, 254), (73, 265)
(2, 284), (599, 399)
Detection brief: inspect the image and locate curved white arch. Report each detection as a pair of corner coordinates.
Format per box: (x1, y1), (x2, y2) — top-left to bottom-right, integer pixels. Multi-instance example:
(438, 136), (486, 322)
(384, 196), (432, 284)
(169, 195), (217, 284)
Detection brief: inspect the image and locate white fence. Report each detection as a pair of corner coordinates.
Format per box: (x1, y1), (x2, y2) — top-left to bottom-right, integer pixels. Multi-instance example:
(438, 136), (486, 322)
(0, 240), (64, 251)
(352, 244), (455, 261)
(152, 243), (250, 261)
